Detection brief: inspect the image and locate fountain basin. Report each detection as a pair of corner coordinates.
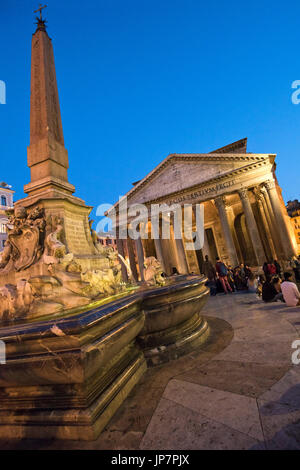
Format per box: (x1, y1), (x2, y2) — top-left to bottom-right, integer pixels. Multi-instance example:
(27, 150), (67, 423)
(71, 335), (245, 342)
(138, 275), (210, 365)
(0, 275), (209, 440)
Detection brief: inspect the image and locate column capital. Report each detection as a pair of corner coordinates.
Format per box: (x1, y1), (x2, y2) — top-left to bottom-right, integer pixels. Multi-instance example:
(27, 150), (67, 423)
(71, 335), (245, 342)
(259, 185), (267, 195)
(252, 187), (263, 203)
(264, 179), (276, 191)
(214, 195), (227, 209)
(238, 188), (249, 200)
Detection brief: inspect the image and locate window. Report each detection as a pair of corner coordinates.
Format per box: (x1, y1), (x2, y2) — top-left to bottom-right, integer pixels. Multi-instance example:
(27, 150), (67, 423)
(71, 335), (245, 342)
(1, 196), (7, 207)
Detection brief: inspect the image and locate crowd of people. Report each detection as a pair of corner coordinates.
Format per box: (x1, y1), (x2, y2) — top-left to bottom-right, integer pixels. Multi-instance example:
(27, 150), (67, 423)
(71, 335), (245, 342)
(202, 255), (300, 307)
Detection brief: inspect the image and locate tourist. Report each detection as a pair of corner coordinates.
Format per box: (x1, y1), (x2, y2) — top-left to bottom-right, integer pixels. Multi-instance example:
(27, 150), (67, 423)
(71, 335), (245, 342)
(291, 257), (300, 282)
(281, 272), (300, 307)
(247, 272), (258, 293)
(202, 255), (216, 281)
(203, 255), (217, 296)
(262, 275), (282, 302)
(205, 278), (217, 296)
(263, 262), (269, 277)
(267, 261), (277, 276)
(272, 276), (282, 293)
(256, 274), (265, 297)
(244, 264), (252, 279)
(215, 257), (232, 294)
(226, 265), (236, 292)
(272, 276), (284, 301)
(240, 263), (246, 278)
(233, 266), (247, 290)
(274, 259), (282, 278)
(239, 263), (248, 286)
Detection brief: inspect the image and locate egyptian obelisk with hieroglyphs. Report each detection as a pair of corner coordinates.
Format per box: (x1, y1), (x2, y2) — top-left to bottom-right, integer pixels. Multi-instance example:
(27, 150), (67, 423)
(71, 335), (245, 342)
(15, 10), (102, 269)
(25, 7), (74, 199)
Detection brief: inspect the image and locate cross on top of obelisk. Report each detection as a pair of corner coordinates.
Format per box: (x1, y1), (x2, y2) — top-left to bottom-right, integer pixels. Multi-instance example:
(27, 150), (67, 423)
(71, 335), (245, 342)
(34, 4), (47, 31)
(34, 4), (47, 20)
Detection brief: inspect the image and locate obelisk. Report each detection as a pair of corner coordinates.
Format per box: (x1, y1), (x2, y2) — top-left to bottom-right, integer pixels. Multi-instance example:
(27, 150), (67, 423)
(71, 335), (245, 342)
(15, 9), (104, 267)
(24, 10), (75, 200)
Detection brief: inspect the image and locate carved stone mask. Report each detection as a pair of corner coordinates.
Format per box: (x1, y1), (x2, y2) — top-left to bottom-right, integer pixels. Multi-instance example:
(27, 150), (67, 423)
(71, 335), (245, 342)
(14, 206), (27, 219)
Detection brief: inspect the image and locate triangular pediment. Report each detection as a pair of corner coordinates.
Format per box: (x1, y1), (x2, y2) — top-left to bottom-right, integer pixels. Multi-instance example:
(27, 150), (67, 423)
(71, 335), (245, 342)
(126, 153), (273, 205)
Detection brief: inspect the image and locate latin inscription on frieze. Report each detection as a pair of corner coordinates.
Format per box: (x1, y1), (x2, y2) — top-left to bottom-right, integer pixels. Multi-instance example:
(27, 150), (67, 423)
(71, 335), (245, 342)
(168, 179), (236, 205)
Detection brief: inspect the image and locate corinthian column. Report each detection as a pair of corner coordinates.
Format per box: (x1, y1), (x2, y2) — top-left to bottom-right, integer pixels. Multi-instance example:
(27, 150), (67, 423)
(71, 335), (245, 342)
(264, 179), (296, 259)
(174, 237), (189, 274)
(154, 237), (167, 274)
(135, 236), (145, 282)
(238, 188), (265, 265)
(127, 237), (138, 282)
(260, 186), (284, 259)
(134, 222), (146, 282)
(253, 188), (276, 260)
(214, 196), (239, 266)
(172, 210), (189, 274)
(116, 237), (129, 282)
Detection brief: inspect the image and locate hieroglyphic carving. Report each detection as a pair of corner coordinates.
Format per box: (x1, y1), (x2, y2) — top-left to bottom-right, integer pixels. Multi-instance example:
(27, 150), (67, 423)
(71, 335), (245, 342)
(31, 36), (43, 140)
(30, 29), (64, 144)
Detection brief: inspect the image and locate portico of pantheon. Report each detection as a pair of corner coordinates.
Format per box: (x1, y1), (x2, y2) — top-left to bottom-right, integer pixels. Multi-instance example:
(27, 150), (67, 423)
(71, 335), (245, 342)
(112, 138), (297, 281)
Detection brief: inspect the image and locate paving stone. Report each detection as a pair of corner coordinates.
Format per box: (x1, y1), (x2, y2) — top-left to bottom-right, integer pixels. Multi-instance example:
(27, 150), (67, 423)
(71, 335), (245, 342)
(176, 360), (289, 398)
(162, 379), (264, 441)
(216, 339), (292, 365)
(140, 398), (264, 450)
(258, 399), (300, 450)
(259, 367), (300, 407)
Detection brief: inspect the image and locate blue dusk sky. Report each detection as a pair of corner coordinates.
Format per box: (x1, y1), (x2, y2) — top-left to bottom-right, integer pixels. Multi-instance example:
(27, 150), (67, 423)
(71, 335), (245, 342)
(1, 0), (300, 227)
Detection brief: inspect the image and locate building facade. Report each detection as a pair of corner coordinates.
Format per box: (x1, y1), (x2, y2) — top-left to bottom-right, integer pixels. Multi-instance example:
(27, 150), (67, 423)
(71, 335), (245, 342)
(0, 182), (14, 251)
(112, 139), (297, 280)
(97, 231), (118, 249)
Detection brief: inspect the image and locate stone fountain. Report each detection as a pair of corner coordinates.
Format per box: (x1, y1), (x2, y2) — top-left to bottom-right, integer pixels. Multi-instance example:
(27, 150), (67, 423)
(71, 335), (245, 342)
(0, 13), (209, 440)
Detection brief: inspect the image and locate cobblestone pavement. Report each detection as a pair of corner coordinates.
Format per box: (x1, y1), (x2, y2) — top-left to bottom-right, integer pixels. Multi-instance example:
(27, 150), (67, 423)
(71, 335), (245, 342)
(1, 292), (300, 450)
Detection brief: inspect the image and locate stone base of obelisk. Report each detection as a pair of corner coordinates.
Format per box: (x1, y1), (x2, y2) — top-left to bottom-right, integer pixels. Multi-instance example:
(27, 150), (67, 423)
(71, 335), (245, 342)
(0, 294), (146, 440)
(14, 193), (108, 272)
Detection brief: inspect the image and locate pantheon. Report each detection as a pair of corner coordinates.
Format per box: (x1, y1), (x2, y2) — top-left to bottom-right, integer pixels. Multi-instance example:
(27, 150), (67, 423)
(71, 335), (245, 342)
(113, 138), (298, 280)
